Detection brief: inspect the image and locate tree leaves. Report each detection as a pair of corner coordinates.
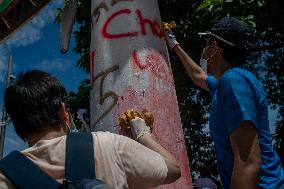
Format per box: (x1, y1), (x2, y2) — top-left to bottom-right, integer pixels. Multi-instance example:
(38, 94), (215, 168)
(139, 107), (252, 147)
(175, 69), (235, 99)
(196, 0), (223, 13)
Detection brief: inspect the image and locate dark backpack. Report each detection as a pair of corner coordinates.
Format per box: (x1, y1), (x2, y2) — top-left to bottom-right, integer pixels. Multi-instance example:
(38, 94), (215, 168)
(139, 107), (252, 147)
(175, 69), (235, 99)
(0, 132), (112, 189)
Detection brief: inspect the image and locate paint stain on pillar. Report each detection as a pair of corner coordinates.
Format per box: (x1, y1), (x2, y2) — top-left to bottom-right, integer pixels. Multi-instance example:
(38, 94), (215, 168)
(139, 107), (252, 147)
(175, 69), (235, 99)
(111, 48), (192, 188)
(131, 48), (174, 86)
(112, 86), (192, 188)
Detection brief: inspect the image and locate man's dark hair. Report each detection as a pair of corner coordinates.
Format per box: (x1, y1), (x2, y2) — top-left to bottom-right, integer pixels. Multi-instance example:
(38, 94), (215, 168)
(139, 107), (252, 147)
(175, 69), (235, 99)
(4, 70), (67, 140)
(210, 17), (252, 66)
(213, 37), (249, 66)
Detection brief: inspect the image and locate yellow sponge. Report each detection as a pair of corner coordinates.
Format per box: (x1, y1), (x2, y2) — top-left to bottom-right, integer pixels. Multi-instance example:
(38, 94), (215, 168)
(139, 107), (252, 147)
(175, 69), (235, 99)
(119, 109), (154, 130)
(162, 21), (177, 31)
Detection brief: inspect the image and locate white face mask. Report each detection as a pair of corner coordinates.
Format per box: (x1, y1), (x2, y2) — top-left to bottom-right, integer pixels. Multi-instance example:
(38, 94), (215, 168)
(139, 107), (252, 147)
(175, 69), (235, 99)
(200, 43), (219, 73)
(200, 48), (207, 73)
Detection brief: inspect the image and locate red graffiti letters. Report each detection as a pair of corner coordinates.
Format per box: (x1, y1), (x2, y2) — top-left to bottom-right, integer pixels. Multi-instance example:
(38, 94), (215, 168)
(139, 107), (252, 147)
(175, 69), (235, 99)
(92, 0), (133, 28)
(135, 9), (164, 37)
(132, 49), (174, 85)
(132, 50), (151, 70)
(102, 9), (164, 39)
(102, 9), (139, 39)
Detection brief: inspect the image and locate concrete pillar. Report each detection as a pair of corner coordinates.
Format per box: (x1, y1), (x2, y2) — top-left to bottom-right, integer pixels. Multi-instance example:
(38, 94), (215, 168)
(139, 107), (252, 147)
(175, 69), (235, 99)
(91, 0), (192, 188)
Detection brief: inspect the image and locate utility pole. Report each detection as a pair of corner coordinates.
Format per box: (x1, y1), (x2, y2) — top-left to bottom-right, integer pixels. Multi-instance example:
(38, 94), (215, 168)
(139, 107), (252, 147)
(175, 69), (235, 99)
(90, 1), (192, 188)
(0, 55), (14, 159)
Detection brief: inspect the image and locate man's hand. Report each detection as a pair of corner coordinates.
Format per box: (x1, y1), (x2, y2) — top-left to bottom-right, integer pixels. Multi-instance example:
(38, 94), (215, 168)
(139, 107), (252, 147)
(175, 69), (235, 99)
(130, 118), (151, 141)
(162, 23), (179, 50)
(119, 110), (181, 184)
(119, 110), (153, 140)
(161, 22), (209, 90)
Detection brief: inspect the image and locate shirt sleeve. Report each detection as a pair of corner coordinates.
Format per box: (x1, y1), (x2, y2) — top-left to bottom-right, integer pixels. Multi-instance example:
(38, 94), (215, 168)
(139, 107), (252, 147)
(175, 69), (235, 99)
(219, 73), (258, 135)
(116, 135), (168, 188)
(206, 76), (219, 95)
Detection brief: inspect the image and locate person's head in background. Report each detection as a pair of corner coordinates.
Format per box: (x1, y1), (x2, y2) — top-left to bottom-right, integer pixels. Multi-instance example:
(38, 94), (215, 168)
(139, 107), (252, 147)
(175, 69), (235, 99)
(5, 70), (73, 146)
(199, 17), (252, 79)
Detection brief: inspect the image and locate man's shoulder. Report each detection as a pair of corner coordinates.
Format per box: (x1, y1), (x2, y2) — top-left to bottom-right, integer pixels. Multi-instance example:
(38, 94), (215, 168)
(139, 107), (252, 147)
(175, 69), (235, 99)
(93, 131), (135, 146)
(93, 131), (129, 139)
(205, 75), (219, 95)
(219, 67), (257, 88)
(216, 68), (264, 104)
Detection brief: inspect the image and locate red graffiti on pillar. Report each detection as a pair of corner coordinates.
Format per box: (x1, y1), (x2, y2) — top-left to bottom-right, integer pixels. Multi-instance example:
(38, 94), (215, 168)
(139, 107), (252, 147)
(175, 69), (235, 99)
(92, 0), (134, 28)
(132, 50), (151, 69)
(136, 9), (164, 38)
(102, 9), (164, 39)
(102, 9), (139, 39)
(111, 86), (192, 188)
(132, 49), (174, 86)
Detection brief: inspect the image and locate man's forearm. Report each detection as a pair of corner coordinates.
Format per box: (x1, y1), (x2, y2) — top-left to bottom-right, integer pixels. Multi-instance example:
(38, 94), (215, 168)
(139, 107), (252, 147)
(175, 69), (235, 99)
(173, 45), (208, 90)
(230, 121), (262, 189)
(128, 117), (180, 183)
(138, 134), (181, 184)
(138, 134), (178, 165)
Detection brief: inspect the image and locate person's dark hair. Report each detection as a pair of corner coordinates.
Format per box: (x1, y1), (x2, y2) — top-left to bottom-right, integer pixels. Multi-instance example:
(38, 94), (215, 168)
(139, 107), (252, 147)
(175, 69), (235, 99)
(210, 17), (252, 66)
(212, 37), (249, 66)
(4, 70), (67, 140)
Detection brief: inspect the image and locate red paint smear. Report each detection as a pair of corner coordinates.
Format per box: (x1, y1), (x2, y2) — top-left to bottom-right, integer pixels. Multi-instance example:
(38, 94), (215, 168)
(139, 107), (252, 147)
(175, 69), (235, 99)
(132, 50), (151, 70)
(112, 86), (192, 188)
(112, 58), (192, 188)
(153, 21), (165, 38)
(136, 9), (151, 36)
(132, 49), (175, 86)
(102, 9), (139, 39)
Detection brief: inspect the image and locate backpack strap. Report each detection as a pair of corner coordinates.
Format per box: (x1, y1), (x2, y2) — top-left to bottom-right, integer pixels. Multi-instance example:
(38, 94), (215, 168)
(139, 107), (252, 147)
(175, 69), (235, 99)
(65, 132), (95, 182)
(0, 151), (61, 189)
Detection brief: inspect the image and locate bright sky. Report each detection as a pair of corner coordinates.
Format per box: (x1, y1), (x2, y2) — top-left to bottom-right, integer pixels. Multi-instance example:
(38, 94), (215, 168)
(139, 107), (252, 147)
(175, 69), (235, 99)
(0, 0), (87, 156)
(0, 0), (280, 157)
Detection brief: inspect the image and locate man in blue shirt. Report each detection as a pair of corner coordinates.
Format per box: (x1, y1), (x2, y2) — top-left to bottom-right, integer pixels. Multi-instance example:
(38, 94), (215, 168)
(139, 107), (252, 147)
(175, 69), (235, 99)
(164, 17), (284, 188)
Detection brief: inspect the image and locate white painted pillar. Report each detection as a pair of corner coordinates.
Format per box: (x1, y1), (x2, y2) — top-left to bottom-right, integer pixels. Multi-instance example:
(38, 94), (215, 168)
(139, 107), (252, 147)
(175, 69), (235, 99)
(91, 0), (192, 188)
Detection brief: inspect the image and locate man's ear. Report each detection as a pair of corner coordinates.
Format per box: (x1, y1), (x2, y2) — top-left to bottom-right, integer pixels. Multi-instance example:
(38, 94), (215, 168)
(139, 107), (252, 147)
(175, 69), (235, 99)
(59, 102), (69, 123)
(212, 41), (219, 50)
(212, 41), (222, 55)
(218, 45), (222, 55)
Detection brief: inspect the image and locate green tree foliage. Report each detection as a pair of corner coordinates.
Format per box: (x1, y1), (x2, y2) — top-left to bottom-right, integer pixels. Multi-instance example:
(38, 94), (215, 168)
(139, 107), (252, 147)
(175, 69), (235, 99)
(67, 79), (90, 129)
(62, 0), (284, 184)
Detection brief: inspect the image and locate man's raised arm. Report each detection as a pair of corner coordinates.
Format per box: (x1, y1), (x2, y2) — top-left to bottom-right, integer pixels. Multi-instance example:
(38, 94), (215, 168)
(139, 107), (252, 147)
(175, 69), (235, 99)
(164, 29), (209, 91)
